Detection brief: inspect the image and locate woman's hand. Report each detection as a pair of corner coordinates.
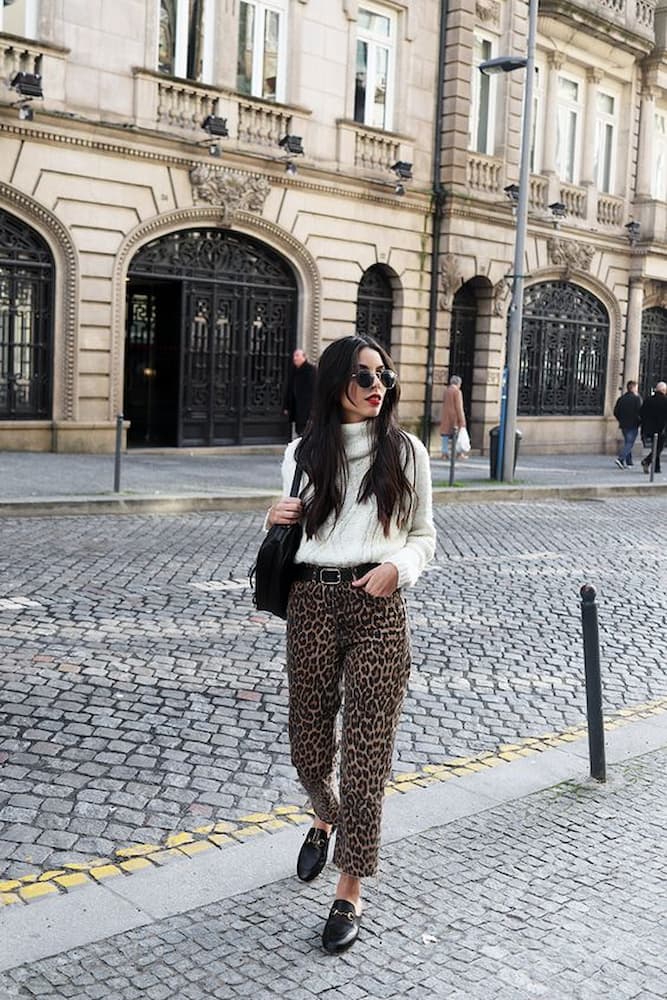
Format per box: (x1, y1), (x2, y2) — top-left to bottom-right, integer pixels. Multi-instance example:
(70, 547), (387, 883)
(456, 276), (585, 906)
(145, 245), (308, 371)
(268, 496), (303, 526)
(351, 562), (399, 597)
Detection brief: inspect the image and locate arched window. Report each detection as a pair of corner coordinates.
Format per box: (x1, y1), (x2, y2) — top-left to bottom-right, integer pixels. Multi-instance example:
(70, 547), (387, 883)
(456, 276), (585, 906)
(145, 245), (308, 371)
(518, 282), (609, 415)
(639, 308), (667, 399)
(356, 265), (393, 354)
(0, 210), (54, 420)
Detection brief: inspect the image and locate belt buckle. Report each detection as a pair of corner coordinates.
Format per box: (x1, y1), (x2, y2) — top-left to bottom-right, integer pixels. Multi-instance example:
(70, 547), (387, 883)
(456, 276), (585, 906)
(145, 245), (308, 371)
(320, 568), (341, 585)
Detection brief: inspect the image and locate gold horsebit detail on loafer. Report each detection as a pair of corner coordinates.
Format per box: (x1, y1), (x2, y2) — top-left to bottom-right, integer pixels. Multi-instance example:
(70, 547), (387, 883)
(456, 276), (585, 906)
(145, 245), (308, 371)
(331, 908), (357, 921)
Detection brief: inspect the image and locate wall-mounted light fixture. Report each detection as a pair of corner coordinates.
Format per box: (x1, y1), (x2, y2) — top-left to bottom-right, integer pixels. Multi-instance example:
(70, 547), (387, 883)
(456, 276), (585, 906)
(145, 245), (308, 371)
(548, 201), (567, 227)
(10, 72), (43, 98)
(504, 183), (520, 204)
(391, 161), (412, 195)
(202, 115), (229, 137)
(625, 220), (640, 245)
(278, 134), (304, 156)
(278, 134), (304, 175)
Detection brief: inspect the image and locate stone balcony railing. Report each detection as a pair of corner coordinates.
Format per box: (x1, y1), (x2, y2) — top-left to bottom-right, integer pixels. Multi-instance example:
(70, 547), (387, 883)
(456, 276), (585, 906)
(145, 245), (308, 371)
(0, 32), (68, 109)
(560, 183), (588, 219)
(466, 152), (503, 193)
(597, 193), (625, 226)
(336, 119), (414, 177)
(133, 69), (310, 158)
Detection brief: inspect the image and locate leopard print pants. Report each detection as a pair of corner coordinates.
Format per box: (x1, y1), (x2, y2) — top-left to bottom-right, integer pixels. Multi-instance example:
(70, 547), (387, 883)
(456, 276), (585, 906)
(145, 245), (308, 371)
(286, 579), (411, 878)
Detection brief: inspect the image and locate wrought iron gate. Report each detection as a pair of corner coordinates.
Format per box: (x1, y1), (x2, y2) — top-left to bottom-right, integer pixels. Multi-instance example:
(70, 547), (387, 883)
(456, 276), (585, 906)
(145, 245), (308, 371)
(126, 229), (297, 446)
(519, 282), (609, 415)
(0, 209), (54, 419)
(639, 308), (667, 399)
(449, 284), (477, 422)
(356, 265), (393, 353)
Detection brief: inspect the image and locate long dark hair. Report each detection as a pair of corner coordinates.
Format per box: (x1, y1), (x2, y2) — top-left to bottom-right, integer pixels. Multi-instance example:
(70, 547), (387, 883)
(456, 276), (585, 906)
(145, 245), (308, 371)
(296, 335), (416, 538)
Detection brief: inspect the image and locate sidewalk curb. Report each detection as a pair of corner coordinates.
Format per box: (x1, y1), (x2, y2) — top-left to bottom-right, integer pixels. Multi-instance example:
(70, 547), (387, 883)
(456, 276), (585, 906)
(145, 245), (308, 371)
(1, 481), (667, 518)
(1, 707), (666, 973)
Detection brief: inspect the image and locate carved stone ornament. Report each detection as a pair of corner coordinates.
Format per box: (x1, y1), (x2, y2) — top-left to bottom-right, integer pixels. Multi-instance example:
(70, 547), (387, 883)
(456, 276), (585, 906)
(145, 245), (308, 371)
(476, 0), (501, 24)
(439, 254), (462, 310)
(493, 276), (512, 317)
(189, 165), (271, 223)
(547, 238), (595, 274)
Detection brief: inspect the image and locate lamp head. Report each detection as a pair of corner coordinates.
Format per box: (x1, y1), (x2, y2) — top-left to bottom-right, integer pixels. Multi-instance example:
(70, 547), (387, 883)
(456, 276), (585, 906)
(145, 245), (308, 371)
(625, 220), (640, 245)
(479, 56), (528, 76)
(504, 183), (520, 204)
(548, 201), (567, 219)
(10, 72), (43, 98)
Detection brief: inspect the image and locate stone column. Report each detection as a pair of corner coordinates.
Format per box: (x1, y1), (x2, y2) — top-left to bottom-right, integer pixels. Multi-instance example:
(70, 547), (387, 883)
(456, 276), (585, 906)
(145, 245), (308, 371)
(624, 277), (645, 386)
(581, 68), (602, 187)
(542, 53), (564, 176)
(636, 88), (657, 198)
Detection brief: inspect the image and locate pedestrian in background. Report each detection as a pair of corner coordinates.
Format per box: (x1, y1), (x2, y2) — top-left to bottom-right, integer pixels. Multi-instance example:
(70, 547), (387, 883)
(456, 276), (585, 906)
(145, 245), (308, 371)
(640, 381), (667, 474)
(283, 348), (316, 435)
(266, 335), (436, 954)
(613, 380), (642, 468)
(439, 374), (469, 459)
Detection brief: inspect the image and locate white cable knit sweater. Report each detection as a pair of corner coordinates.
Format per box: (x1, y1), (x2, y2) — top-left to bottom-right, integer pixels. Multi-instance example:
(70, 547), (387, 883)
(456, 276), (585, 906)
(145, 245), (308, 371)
(281, 422), (436, 589)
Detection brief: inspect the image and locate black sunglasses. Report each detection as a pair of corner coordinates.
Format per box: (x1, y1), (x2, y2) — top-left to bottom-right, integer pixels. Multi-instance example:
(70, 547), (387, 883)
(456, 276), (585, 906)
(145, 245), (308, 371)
(352, 369), (398, 390)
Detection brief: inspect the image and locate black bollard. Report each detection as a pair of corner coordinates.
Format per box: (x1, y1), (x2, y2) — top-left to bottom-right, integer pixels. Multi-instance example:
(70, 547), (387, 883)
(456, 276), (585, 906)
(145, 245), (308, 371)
(579, 584), (606, 782)
(448, 426), (458, 487)
(649, 434), (658, 484)
(113, 413), (123, 493)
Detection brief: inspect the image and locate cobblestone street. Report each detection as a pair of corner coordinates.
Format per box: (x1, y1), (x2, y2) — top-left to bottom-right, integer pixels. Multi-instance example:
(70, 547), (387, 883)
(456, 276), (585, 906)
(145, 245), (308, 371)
(2, 496), (667, 881)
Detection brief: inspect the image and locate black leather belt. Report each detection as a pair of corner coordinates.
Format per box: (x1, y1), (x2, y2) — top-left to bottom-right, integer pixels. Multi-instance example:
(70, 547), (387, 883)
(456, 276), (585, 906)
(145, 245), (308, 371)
(294, 563), (379, 584)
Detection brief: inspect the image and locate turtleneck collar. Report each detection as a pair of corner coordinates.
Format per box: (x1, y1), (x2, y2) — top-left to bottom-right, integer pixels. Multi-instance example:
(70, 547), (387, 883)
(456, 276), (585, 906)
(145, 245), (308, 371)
(341, 420), (374, 459)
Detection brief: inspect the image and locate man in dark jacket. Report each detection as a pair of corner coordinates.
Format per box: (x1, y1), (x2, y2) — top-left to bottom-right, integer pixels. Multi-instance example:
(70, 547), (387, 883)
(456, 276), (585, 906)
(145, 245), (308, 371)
(640, 381), (667, 474)
(282, 348), (316, 435)
(613, 380), (642, 468)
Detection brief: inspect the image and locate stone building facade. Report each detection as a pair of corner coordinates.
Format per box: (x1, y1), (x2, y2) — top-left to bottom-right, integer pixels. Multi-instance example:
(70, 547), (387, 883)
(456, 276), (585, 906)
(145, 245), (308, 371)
(0, 0), (666, 454)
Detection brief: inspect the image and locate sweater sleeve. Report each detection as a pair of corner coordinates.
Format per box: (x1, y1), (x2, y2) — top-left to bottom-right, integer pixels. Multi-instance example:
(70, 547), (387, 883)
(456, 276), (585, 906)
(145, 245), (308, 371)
(262, 439), (300, 531)
(384, 436), (436, 588)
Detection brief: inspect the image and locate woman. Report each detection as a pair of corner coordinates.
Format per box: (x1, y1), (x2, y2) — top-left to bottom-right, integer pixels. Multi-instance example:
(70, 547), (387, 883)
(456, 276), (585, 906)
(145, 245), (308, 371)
(439, 374), (469, 459)
(267, 335), (436, 954)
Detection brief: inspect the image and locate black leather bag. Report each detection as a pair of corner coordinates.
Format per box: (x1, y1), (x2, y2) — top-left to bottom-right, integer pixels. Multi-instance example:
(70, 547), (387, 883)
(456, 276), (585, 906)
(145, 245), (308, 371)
(251, 465), (303, 619)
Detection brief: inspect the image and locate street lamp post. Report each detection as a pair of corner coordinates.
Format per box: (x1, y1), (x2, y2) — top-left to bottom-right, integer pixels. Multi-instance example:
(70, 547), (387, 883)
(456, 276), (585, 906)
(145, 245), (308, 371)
(480, 0), (538, 482)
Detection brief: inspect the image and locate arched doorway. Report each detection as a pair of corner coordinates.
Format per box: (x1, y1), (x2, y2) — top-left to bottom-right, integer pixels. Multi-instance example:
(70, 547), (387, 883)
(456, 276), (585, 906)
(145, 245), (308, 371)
(356, 265), (393, 353)
(0, 209), (54, 419)
(639, 307), (667, 398)
(519, 282), (609, 414)
(124, 228), (298, 446)
(449, 283), (477, 423)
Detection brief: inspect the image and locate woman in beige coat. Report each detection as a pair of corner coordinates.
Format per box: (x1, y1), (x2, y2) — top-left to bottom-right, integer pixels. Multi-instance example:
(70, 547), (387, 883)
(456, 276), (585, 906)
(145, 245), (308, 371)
(439, 375), (468, 459)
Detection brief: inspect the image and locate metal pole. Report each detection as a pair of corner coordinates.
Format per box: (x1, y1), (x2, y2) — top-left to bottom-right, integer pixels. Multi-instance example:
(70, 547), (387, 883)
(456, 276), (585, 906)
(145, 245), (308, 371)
(649, 432), (658, 483)
(501, 0), (538, 483)
(579, 584), (606, 782)
(448, 426), (458, 486)
(113, 413), (123, 493)
(422, 0), (449, 447)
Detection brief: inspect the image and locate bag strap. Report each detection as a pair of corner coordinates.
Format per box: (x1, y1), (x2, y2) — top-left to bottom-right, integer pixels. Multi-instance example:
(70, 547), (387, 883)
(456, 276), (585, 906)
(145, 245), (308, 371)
(289, 464), (303, 498)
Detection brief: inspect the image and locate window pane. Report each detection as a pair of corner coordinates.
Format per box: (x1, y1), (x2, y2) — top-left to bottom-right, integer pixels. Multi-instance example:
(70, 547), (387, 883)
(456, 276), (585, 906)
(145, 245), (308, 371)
(159, 0), (177, 75)
(558, 77), (578, 102)
(3, 0), (28, 35)
(602, 122), (613, 192)
(359, 7), (391, 36)
(597, 93), (614, 115)
(371, 46), (388, 128)
(354, 40), (368, 124)
(237, 1), (255, 95)
(263, 9), (279, 100)
(186, 0), (204, 80)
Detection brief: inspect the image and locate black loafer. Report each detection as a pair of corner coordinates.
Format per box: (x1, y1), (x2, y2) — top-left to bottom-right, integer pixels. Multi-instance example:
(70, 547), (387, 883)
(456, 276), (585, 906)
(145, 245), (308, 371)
(322, 899), (361, 954)
(296, 826), (332, 882)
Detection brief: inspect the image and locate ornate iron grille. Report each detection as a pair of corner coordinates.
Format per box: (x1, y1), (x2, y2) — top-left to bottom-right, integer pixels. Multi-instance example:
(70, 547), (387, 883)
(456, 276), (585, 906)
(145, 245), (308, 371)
(127, 229), (297, 446)
(639, 308), (667, 399)
(356, 265), (393, 354)
(0, 210), (54, 420)
(449, 284), (477, 422)
(518, 282), (609, 415)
